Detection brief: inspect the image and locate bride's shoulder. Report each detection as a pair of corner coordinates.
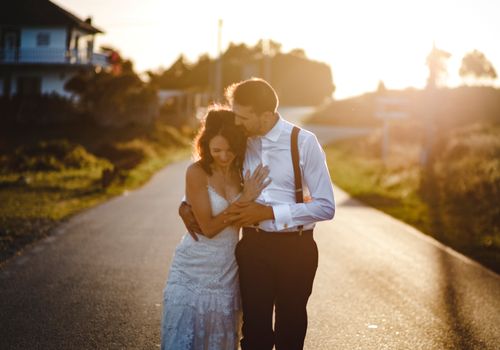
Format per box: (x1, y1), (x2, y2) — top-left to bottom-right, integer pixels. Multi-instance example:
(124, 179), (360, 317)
(186, 162), (208, 182)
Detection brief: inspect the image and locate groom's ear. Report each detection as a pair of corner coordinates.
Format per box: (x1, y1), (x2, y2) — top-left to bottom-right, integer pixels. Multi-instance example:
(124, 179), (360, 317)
(260, 111), (275, 119)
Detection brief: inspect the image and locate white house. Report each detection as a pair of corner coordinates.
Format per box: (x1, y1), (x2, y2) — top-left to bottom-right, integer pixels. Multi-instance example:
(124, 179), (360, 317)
(0, 0), (109, 98)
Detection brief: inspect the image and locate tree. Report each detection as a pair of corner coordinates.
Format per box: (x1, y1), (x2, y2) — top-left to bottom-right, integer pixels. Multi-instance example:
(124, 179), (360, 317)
(255, 39), (282, 56)
(289, 48), (306, 58)
(271, 53), (335, 105)
(65, 57), (158, 126)
(148, 55), (192, 89)
(186, 54), (211, 89)
(459, 49), (497, 84)
(426, 43), (451, 88)
(146, 39), (335, 105)
(223, 43), (256, 61)
(377, 80), (387, 93)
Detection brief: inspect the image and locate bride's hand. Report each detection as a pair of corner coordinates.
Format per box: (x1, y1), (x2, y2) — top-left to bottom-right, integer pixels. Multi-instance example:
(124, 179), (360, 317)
(240, 164), (271, 202)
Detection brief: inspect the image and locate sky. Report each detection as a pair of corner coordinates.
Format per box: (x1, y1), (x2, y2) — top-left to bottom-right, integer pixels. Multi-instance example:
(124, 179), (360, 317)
(54, 0), (500, 99)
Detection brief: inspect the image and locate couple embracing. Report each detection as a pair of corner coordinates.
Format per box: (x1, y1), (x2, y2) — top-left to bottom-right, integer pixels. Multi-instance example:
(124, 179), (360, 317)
(161, 78), (335, 350)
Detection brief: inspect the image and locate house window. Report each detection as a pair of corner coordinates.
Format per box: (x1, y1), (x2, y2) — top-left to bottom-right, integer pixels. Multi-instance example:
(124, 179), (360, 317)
(37, 33), (50, 46)
(17, 77), (41, 96)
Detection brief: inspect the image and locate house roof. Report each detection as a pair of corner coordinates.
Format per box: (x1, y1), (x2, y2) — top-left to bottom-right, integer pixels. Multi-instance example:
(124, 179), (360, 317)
(0, 0), (104, 34)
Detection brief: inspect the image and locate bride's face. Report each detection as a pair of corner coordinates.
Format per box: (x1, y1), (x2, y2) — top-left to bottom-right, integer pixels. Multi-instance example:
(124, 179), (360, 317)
(209, 135), (235, 168)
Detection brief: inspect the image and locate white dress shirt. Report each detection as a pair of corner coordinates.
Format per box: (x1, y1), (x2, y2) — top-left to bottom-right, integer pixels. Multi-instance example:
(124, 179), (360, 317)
(243, 115), (335, 232)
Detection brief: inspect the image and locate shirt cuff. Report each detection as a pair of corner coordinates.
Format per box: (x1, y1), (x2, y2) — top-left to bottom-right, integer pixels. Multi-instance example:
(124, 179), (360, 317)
(272, 204), (293, 230)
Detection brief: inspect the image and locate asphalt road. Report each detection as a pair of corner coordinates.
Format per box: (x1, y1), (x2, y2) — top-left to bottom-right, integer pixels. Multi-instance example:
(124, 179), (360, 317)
(1, 125), (499, 349)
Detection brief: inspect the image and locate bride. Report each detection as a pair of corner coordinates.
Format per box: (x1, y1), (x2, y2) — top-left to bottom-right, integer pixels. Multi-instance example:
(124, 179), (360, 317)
(161, 107), (270, 350)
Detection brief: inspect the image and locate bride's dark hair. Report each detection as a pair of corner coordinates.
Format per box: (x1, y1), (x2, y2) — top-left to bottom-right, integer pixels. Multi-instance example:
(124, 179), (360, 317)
(194, 106), (247, 176)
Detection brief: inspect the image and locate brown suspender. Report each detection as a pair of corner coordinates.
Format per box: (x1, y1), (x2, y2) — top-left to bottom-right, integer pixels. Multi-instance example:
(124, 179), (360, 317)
(291, 126), (303, 203)
(291, 126), (304, 235)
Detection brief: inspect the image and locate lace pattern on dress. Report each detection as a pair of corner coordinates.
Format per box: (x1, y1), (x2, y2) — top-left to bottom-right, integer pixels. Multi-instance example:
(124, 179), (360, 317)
(161, 186), (241, 350)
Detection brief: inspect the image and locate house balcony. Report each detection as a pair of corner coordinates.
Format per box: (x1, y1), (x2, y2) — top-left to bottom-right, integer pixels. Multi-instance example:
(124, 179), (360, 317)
(0, 48), (110, 67)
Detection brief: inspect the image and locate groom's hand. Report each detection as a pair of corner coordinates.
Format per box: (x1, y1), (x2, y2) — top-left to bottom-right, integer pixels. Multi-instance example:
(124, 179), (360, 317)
(178, 201), (202, 241)
(226, 202), (274, 227)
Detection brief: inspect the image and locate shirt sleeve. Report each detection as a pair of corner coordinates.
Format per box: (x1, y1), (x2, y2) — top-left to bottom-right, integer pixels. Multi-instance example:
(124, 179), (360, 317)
(271, 203), (293, 230)
(272, 133), (335, 229)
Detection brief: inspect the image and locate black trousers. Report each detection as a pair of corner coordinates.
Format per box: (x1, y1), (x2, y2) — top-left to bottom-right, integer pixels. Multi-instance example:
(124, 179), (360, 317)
(235, 229), (318, 350)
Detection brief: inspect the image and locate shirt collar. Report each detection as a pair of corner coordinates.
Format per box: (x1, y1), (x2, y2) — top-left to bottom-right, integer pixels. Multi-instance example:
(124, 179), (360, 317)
(262, 113), (285, 142)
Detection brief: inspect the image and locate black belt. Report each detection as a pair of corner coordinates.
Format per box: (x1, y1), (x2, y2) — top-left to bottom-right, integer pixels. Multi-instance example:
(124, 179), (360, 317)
(242, 227), (313, 237)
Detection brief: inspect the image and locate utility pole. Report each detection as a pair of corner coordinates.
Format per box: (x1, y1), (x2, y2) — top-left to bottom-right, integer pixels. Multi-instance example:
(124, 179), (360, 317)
(214, 19), (223, 102)
(262, 38), (272, 82)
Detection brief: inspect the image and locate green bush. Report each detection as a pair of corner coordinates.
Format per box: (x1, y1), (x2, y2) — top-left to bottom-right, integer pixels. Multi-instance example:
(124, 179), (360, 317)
(65, 70), (159, 127)
(96, 140), (156, 170)
(2, 140), (109, 172)
(148, 123), (192, 148)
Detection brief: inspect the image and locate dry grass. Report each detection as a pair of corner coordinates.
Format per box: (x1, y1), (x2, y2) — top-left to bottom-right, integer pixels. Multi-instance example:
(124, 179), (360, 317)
(0, 123), (191, 264)
(325, 121), (500, 273)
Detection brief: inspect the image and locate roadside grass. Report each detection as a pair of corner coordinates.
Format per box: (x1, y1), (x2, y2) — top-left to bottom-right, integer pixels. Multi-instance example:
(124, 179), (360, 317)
(326, 137), (432, 234)
(325, 124), (500, 273)
(0, 123), (191, 264)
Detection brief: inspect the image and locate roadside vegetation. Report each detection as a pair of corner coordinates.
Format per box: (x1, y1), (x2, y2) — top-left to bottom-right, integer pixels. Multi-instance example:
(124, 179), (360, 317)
(0, 52), (199, 264)
(0, 123), (190, 264)
(315, 47), (499, 272)
(319, 86), (500, 273)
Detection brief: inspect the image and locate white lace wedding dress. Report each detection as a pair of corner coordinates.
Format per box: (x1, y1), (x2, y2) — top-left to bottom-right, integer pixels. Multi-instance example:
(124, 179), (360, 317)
(160, 186), (241, 350)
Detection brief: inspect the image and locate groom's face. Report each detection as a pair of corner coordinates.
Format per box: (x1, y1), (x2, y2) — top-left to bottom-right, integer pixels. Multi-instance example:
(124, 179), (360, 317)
(232, 103), (261, 136)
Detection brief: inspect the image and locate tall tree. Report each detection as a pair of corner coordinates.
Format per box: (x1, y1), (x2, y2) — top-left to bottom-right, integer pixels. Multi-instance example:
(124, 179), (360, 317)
(426, 43), (451, 88)
(65, 56), (158, 126)
(459, 49), (497, 84)
(223, 43), (256, 61)
(255, 39), (282, 56)
(147, 39), (335, 105)
(148, 55), (191, 89)
(289, 48), (306, 58)
(377, 80), (387, 93)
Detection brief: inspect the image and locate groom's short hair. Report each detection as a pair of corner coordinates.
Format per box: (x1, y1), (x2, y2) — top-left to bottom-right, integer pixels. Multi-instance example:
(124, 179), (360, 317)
(225, 78), (279, 115)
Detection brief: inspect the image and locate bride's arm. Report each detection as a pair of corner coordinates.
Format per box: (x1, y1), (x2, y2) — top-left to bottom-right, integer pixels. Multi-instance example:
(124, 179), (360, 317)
(185, 164), (231, 238)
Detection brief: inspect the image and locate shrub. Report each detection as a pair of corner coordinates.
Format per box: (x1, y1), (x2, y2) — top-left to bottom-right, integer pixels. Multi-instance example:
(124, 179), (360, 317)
(148, 123), (192, 148)
(65, 70), (159, 127)
(434, 123), (500, 248)
(96, 140), (155, 170)
(2, 140), (109, 172)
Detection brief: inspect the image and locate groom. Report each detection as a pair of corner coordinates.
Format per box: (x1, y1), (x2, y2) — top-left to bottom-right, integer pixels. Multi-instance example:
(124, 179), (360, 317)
(182, 78), (335, 350)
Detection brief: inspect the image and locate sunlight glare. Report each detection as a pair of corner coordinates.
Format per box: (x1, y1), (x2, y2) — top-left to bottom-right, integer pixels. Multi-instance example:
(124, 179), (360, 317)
(55, 0), (500, 99)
